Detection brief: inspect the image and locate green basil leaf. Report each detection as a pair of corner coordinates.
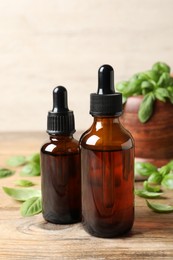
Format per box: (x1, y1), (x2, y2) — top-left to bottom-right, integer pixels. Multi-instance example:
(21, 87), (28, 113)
(27, 153), (40, 164)
(148, 172), (163, 184)
(135, 162), (157, 177)
(168, 77), (173, 86)
(127, 80), (142, 95)
(152, 62), (171, 74)
(159, 160), (173, 176)
(167, 86), (173, 93)
(141, 81), (154, 90)
(116, 81), (129, 93)
(122, 96), (127, 104)
(0, 168), (15, 178)
(161, 174), (173, 190)
(167, 86), (173, 103)
(20, 163), (40, 176)
(7, 156), (26, 167)
(155, 88), (169, 102)
(135, 189), (163, 198)
(146, 200), (173, 213)
(138, 93), (155, 123)
(157, 72), (171, 87)
(138, 70), (160, 82)
(15, 179), (35, 187)
(168, 96), (173, 104)
(20, 196), (42, 217)
(143, 181), (161, 192)
(130, 73), (140, 82)
(3, 187), (41, 201)
(159, 165), (169, 176)
(120, 80), (142, 97)
(141, 81), (155, 95)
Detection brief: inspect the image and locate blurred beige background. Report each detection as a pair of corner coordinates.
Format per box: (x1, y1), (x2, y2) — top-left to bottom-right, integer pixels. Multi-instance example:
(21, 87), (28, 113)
(0, 0), (173, 132)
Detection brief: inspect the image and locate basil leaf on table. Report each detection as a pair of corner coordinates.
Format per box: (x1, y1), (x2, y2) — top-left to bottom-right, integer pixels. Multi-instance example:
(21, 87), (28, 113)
(20, 197), (42, 217)
(148, 172), (163, 184)
(0, 168), (15, 178)
(138, 93), (155, 123)
(161, 174), (173, 190)
(7, 156), (26, 167)
(20, 163), (40, 176)
(143, 181), (161, 193)
(15, 179), (35, 187)
(135, 162), (157, 177)
(159, 160), (173, 176)
(146, 200), (173, 213)
(26, 153), (40, 164)
(3, 187), (41, 201)
(135, 189), (163, 199)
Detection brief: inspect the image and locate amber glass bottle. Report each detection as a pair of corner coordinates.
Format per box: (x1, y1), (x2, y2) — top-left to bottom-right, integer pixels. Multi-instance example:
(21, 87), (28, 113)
(80, 65), (134, 238)
(41, 86), (81, 224)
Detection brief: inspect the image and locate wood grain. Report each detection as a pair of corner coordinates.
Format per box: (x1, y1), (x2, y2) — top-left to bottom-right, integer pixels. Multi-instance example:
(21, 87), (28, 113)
(0, 132), (173, 259)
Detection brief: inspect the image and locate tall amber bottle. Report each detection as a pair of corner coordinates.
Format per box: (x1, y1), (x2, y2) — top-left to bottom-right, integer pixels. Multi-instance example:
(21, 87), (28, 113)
(41, 86), (81, 224)
(80, 65), (134, 238)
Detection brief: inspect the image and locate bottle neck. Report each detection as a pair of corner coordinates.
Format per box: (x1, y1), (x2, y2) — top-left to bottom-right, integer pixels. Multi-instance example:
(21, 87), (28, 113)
(49, 134), (73, 142)
(89, 116), (121, 132)
(93, 116), (120, 124)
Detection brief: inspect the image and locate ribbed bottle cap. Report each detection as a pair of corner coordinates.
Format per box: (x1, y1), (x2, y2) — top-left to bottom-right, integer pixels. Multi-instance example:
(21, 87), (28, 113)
(90, 65), (122, 116)
(47, 86), (75, 135)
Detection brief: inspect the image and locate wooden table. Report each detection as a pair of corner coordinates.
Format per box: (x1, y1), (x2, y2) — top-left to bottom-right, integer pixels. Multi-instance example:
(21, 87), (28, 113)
(0, 132), (173, 260)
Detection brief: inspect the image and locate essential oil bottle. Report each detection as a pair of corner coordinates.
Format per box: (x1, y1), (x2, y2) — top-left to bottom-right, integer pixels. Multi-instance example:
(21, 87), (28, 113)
(80, 65), (134, 238)
(41, 86), (81, 224)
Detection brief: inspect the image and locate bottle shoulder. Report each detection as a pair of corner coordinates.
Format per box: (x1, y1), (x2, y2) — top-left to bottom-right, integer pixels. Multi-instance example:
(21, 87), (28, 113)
(41, 137), (80, 155)
(80, 123), (134, 151)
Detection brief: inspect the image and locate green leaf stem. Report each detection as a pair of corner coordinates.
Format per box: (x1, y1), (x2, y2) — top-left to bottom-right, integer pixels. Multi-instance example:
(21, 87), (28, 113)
(116, 61), (173, 122)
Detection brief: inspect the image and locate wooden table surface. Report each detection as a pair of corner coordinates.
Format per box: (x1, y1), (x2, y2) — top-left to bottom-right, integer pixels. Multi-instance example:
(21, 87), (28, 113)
(0, 132), (173, 260)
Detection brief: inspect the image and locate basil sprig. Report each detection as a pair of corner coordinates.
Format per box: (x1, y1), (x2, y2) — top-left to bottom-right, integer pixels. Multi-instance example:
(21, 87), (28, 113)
(3, 187), (42, 217)
(1, 153), (41, 217)
(116, 62), (173, 123)
(6, 153), (40, 176)
(135, 160), (173, 213)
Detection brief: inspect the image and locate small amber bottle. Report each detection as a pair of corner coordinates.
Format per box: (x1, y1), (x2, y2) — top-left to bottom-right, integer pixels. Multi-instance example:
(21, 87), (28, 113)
(80, 65), (134, 238)
(41, 86), (81, 224)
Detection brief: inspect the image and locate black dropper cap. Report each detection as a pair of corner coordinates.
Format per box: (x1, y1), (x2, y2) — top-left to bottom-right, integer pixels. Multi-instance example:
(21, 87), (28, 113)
(90, 65), (122, 116)
(47, 86), (75, 135)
